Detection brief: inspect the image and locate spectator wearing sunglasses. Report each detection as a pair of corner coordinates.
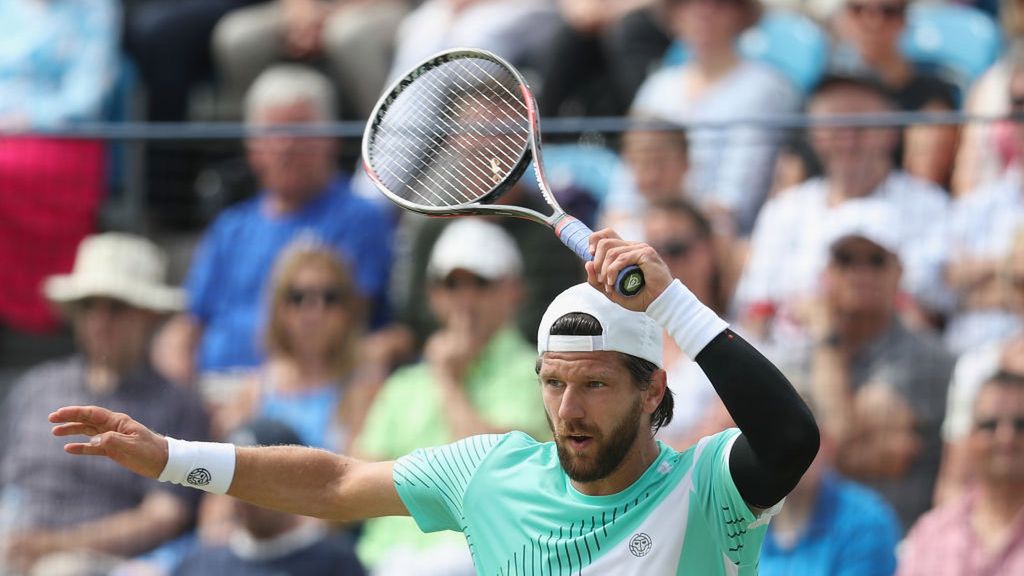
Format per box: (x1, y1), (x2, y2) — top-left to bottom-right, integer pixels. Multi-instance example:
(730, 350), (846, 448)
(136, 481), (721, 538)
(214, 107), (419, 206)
(797, 199), (954, 531)
(831, 0), (960, 189)
(351, 219), (549, 576)
(208, 241), (368, 452)
(897, 371), (1024, 576)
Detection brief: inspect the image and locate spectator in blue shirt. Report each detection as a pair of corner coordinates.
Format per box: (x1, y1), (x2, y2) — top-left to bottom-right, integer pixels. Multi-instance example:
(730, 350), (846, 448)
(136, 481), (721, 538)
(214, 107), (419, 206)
(153, 65), (393, 384)
(760, 416), (901, 576)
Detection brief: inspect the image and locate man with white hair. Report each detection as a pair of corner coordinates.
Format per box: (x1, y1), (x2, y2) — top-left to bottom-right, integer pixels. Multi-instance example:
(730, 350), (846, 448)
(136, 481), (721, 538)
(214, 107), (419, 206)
(155, 64), (393, 383)
(0, 233), (209, 575)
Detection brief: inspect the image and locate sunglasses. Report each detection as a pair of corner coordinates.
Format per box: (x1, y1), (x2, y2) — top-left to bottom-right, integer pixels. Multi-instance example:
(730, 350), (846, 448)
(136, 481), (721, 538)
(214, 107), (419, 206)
(436, 274), (494, 291)
(653, 238), (698, 260)
(974, 416), (1024, 434)
(284, 287), (346, 308)
(846, 1), (906, 19)
(831, 249), (889, 270)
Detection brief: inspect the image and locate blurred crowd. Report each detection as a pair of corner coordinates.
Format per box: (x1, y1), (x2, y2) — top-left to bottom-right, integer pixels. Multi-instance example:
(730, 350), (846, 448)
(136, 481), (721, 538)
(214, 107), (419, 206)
(2, 0), (1024, 575)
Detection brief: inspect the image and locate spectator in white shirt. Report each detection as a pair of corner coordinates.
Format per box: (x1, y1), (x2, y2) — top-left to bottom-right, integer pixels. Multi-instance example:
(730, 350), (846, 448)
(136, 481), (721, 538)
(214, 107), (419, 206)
(734, 74), (950, 341)
(630, 0), (800, 234)
(944, 67), (1024, 355)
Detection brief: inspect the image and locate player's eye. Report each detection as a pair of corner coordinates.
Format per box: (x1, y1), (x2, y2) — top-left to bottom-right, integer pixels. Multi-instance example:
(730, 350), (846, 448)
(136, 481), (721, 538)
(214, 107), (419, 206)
(587, 381), (606, 389)
(544, 379), (565, 389)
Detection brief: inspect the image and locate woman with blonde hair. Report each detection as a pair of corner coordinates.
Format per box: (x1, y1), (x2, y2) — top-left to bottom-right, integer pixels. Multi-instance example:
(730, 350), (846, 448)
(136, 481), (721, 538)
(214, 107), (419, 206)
(213, 240), (367, 451)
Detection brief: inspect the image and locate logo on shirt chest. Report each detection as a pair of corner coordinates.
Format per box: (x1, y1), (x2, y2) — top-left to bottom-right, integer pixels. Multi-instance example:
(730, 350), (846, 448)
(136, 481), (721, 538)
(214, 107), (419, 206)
(628, 533), (652, 558)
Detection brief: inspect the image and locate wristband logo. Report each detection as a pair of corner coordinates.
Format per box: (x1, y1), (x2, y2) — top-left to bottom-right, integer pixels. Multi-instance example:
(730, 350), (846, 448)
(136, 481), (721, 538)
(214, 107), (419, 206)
(187, 467), (212, 486)
(629, 533), (652, 558)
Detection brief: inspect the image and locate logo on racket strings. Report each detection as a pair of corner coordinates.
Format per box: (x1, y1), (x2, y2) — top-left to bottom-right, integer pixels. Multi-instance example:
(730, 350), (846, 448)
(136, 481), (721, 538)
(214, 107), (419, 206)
(490, 158), (502, 184)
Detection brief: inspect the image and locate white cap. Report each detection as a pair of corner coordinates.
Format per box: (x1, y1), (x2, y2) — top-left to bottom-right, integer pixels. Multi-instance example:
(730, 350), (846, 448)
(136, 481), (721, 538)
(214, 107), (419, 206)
(428, 219), (523, 280)
(537, 283), (663, 368)
(44, 233), (185, 313)
(823, 198), (902, 259)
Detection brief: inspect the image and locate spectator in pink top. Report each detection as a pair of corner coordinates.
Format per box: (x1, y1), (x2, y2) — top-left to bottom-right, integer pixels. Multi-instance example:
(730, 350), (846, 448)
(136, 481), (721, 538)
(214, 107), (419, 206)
(897, 371), (1024, 576)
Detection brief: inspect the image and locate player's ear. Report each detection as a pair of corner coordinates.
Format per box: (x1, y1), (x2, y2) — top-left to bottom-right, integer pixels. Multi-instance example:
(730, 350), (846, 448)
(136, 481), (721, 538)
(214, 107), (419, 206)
(643, 369), (668, 416)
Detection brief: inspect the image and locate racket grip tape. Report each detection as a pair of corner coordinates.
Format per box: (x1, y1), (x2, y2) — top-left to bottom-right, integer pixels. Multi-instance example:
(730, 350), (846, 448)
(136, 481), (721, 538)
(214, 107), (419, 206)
(555, 217), (645, 297)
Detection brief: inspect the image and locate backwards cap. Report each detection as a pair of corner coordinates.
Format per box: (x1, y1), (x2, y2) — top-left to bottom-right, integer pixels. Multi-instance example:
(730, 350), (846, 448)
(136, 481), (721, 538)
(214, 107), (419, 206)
(537, 283), (663, 368)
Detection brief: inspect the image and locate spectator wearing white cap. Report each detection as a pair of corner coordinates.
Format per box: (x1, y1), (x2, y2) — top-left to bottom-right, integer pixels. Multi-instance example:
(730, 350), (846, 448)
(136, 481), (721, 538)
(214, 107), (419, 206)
(0, 233), (209, 575)
(351, 218), (549, 575)
(797, 199), (954, 531)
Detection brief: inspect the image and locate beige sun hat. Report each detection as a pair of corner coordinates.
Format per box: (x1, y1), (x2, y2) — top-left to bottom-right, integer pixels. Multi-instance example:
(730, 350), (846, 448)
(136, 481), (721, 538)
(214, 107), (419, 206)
(43, 233), (185, 313)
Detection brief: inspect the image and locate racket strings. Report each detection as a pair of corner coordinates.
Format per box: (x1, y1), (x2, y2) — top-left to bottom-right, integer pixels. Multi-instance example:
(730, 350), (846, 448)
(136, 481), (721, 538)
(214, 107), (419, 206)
(377, 63), (524, 204)
(368, 56), (531, 207)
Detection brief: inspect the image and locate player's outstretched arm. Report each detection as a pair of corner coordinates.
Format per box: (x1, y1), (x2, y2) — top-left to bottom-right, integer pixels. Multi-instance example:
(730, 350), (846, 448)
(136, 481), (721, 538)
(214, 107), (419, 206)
(49, 406), (407, 523)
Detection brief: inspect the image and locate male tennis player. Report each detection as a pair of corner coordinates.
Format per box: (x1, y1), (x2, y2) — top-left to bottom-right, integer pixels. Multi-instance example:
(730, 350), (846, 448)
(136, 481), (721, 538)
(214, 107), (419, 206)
(50, 230), (819, 575)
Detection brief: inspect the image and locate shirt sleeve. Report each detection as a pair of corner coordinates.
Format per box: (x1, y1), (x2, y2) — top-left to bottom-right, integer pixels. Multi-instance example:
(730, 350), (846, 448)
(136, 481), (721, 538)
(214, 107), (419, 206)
(691, 429), (780, 567)
(29, 1), (120, 126)
(393, 434), (507, 534)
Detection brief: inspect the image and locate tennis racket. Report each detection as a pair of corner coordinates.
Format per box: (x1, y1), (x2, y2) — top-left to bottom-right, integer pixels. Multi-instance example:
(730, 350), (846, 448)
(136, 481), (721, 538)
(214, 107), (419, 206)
(361, 48), (645, 297)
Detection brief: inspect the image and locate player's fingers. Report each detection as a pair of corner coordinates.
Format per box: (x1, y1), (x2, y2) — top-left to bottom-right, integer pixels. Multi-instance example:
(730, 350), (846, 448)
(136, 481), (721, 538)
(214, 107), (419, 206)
(591, 236), (627, 284)
(600, 244), (641, 292)
(588, 228), (622, 244)
(63, 441), (108, 457)
(52, 423), (99, 437)
(49, 405), (115, 428)
(584, 261), (599, 288)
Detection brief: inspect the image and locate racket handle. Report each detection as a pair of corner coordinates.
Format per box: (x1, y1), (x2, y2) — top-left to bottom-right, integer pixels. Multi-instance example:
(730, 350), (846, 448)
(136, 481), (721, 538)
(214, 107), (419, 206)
(555, 216), (645, 297)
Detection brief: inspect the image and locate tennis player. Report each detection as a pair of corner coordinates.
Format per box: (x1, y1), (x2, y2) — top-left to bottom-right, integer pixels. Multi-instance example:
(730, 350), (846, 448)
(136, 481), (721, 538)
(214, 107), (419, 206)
(50, 230), (819, 575)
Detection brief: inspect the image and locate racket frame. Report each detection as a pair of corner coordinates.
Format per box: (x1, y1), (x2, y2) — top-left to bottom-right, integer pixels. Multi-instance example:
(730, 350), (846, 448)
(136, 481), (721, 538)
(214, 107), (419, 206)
(362, 48), (644, 296)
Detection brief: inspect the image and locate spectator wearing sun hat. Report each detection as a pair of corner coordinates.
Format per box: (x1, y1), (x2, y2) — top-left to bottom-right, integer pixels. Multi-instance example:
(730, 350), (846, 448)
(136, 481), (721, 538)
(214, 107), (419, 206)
(0, 233), (209, 576)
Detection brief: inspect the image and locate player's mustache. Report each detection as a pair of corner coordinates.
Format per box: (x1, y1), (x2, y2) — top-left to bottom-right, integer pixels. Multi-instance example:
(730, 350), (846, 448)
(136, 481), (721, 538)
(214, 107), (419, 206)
(557, 423), (599, 438)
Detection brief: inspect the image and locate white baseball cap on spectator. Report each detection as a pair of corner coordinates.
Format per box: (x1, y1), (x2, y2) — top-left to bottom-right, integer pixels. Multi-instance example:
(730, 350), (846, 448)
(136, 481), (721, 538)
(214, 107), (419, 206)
(427, 219), (523, 280)
(823, 198), (903, 260)
(43, 233), (185, 313)
(537, 283), (664, 368)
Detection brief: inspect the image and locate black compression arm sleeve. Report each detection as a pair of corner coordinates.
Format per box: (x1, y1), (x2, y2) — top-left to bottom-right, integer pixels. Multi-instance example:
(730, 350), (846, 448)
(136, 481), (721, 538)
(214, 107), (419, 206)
(694, 330), (820, 508)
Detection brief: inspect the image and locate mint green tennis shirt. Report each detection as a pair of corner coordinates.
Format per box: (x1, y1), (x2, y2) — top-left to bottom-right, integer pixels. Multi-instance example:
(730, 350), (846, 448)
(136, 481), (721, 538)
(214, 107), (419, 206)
(394, 428), (777, 575)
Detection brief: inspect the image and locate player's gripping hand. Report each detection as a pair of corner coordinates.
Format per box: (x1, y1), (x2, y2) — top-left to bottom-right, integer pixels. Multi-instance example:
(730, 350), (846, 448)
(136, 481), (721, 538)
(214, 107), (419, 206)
(49, 405), (168, 480)
(586, 228), (673, 312)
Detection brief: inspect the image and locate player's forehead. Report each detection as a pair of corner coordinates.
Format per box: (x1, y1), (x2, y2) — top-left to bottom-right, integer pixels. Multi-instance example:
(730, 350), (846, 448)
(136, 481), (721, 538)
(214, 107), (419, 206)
(538, 351), (629, 381)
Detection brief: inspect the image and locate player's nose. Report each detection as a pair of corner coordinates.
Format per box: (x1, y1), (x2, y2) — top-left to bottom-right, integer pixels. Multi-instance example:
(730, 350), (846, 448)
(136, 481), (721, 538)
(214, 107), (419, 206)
(557, 385), (586, 421)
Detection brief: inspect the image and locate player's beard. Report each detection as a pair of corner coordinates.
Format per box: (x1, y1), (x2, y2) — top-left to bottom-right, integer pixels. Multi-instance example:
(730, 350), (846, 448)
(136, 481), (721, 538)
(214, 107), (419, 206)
(549, 396), (644, 483)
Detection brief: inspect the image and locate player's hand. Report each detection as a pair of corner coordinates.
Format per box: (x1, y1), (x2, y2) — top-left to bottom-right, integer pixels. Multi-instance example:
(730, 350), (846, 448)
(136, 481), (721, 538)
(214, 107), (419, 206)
(49, 406), (168, 480)
(586, 228), (672, 312)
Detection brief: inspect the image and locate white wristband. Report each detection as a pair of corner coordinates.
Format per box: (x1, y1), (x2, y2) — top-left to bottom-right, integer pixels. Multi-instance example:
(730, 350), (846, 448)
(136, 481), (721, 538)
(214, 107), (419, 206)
(158, 437), (236, 495)
(645, 279), (729, 359)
